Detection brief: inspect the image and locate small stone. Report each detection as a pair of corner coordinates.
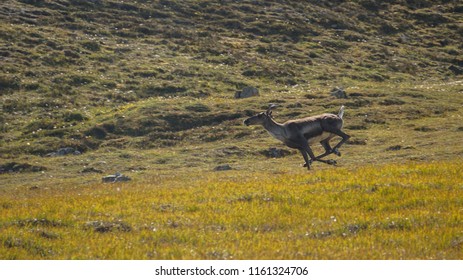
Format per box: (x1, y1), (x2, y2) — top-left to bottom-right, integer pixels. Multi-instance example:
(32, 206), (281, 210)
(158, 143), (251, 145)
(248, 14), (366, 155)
(81, 167), (103, 174)
(46, 147), (81, 157)
(102, 175), (118, 183)
(114, 175), (131, 182)
(386, 145), (402, 151)
(214, 164), (232, 171)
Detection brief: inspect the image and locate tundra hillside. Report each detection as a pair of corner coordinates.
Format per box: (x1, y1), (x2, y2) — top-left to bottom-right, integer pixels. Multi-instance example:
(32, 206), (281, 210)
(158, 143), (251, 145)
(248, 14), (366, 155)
(1, 0), (462, 259)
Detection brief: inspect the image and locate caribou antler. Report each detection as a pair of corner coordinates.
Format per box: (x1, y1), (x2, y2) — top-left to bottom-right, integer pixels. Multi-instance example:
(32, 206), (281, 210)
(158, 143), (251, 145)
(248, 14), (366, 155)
(266, 103), (278, 117)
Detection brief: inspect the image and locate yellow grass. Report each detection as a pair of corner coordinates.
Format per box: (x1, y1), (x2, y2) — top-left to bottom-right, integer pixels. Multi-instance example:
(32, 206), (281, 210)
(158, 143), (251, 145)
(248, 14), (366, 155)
(1, 161), (462, 259)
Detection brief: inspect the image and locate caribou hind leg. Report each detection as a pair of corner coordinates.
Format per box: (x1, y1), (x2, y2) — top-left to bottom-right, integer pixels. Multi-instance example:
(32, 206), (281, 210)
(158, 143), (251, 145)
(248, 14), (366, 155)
(312, 139), (337, 165)
(297, 139), (337, 168)
(285, 136), (334, 170)
(321, 126), (350, 157)
(329, 130), (350, 156)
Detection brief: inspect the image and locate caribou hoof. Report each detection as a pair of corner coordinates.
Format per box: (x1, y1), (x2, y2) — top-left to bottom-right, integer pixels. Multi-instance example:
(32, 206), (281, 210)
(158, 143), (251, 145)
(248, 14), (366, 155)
(302, 163), (311, 170)
(332, 148), (341, 157)
(327, 159), (337, 165)
(303, 159), (313, 169)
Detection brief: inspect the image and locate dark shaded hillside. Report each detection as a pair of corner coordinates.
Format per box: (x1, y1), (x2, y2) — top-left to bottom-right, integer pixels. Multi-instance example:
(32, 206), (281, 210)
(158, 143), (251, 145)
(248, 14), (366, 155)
(1, 0), (462, 156)
(3, 1), (462, 73)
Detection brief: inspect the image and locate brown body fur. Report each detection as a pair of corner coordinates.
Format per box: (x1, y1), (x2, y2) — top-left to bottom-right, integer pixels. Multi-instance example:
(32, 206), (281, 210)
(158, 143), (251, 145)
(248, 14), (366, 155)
(244, 106), (350, 169)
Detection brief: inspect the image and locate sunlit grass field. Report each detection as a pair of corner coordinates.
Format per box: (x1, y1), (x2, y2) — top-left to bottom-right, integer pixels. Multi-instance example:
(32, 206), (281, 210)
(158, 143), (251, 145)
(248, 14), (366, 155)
(1, 161), (462, 259)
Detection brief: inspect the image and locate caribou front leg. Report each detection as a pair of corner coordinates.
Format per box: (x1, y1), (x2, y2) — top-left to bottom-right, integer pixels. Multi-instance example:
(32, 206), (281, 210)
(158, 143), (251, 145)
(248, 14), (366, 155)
(299, 149), (312, 170)
(285, 137), (316, 170)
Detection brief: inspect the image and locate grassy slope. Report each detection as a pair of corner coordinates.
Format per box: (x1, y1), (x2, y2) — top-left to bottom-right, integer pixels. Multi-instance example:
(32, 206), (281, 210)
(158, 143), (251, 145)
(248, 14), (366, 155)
(1, 0), (462, 157)
(1, 0), (463, 259)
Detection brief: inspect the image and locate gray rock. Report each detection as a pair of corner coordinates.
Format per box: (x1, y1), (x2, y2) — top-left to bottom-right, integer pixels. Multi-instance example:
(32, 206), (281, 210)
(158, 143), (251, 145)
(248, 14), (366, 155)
(46, 147), (81, 157)
(57, 147), (75, 156)
(102, 172), (131, 183)
(449, 65), (463, 75)
(330, 87), (348, 99)
(81, 167), (103, 174)
(0, 162), (46, 174)
(261, 147), (292, 158)
(235, 86), (259, 99)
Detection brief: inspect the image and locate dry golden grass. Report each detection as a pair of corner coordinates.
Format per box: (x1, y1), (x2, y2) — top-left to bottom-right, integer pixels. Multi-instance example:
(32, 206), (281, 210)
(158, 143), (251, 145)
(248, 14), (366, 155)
(1, 161), (462, 259)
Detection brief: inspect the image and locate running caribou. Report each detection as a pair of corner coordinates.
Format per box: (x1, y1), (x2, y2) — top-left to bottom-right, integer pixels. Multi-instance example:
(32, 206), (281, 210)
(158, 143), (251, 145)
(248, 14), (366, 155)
(244, 105), (350, 170)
